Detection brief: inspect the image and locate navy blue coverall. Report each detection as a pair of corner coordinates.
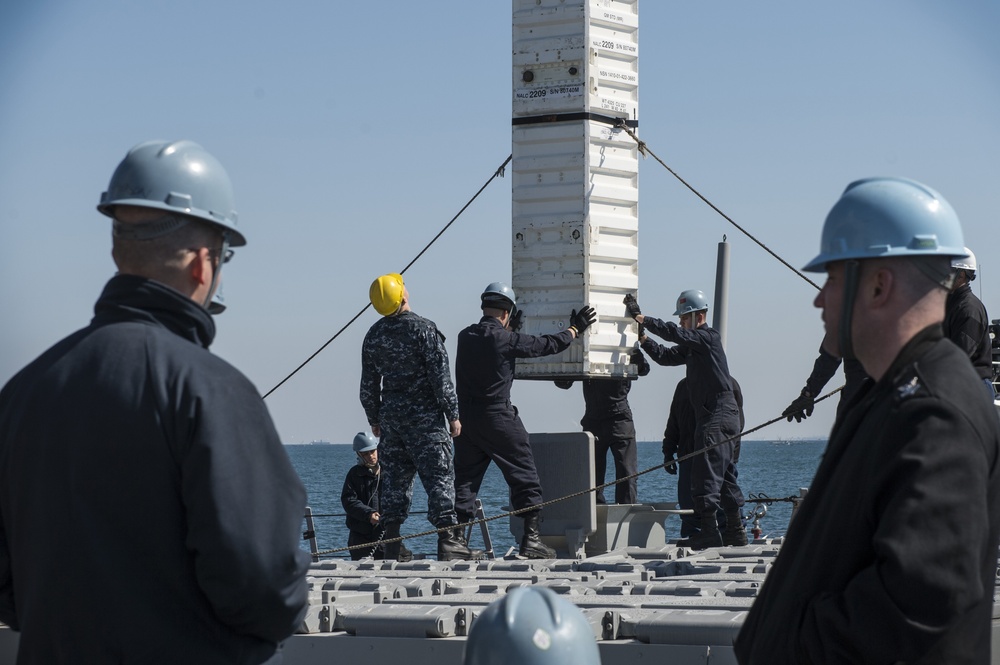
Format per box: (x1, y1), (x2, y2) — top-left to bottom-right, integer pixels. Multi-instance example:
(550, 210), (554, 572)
(453, 316), (574, 521)
(641, 317), (744, 517)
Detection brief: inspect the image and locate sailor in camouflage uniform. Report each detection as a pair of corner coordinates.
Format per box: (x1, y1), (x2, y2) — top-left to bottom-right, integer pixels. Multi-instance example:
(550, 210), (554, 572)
(360, 273), (479, 561)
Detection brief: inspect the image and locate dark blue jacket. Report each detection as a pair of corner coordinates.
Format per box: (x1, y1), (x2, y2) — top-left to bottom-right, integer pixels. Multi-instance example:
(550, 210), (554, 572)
(641, 317), (733, 414)
(456, 316), (574, 409)
(0, 275), (310, 664)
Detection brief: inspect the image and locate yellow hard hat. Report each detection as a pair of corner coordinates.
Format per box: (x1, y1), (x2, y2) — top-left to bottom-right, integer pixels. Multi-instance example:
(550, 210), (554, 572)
(370, 273), (405, 316)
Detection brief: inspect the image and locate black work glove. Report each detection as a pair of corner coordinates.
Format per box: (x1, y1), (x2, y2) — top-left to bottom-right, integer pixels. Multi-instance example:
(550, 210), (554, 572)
(623, 293), (642, 320)
(637, 322), (645, 342)
(570, 305), (597, 334)
(508, 309), (524, 332)
(663, 455), (677, 475)
(782, 389), (815, 422)
(553, 379), (573, 390)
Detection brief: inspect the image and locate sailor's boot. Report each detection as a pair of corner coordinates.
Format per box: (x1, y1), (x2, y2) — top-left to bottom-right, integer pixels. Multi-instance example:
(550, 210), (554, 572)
(438, 524), (482, 561)
(519, 510), (556, 559)
(382, 522), (413, 562)
(677, 510), (723, 550)
(722, 509), (748, 546)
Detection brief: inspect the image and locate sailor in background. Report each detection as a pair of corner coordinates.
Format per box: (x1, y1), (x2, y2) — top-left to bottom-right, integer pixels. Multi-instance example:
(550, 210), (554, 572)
(0, 140), (310, 663)
(361, 273), (478, 561)
(454, 282), (596, 559)
(554, 342), (650, 505)
(340, 432), (387, 561)
(625, 289), (746, 549)
(781, 331), (871, 423)
(662, 375), (746, 541)
(944, 246), (995, 398)
(735, 177), (1000, 664)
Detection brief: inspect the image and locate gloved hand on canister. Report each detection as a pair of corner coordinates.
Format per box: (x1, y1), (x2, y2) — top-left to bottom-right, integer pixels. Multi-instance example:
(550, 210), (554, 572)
(623, 293), (642, 320)
(553, 379), (574, 390)
(637, 322), (646, 343)
(663, 455), (678, 475)
(782, 389), (815, 422)
(570, 305), (597, 335)
(508, 309), (524, 332)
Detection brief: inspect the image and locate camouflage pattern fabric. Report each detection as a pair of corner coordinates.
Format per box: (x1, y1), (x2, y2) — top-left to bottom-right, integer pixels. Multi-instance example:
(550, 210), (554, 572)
(360, 310), (460, 527)
(360, 311), (459, 433)
(378, 426), (458, 527)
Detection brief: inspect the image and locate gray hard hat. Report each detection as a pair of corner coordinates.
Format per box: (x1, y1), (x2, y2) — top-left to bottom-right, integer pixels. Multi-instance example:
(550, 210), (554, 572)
(481, 282), (517, 311)
(463, 587), (600, 665)
(673, 289), (709, 316)
(98, 139), (246, 246)
(353, 432), (379, 453)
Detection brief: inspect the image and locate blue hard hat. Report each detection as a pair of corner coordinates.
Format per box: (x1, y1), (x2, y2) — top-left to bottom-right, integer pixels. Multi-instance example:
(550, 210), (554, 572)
(352, 432), (379, 453)
(98, 140), (246, 246)
(803, 177), (965, 273)
(673, 289), (709, 316)
(481, 282), (517, 311)
(463, 587), (600, 665)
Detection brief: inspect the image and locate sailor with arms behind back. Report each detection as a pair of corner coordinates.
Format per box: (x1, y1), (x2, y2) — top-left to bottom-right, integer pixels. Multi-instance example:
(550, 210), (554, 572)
(735, 177), (1000, 664)
(0, 140), (311, 664)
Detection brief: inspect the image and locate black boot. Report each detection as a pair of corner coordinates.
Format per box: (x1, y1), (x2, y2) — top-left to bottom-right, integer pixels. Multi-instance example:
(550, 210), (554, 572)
(519, 511), (556, 559)
(438, 525), (482, 561)
(677, 510), (723, 550)
(382, 522), (413, 562)
(722, 509), (748, 546)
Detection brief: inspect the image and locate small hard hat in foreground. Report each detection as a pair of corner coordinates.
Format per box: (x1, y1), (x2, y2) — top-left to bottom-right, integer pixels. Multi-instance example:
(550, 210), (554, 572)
(352, 432), (379, 453)
(673, 289), (709, 316)
(370, 273), (405, 316)
(463, 587), (600, 665)
(803, 177), (965, 273)
(98, 139), (246, 246)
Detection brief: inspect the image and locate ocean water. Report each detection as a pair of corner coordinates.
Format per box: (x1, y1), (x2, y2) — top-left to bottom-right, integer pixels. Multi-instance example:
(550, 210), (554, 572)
(288, 439), (826, 558)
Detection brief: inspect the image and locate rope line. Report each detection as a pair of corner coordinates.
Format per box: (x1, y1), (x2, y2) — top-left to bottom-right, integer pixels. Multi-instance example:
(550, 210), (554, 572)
(614, 119), (821, 292)
(317, 386), (841, 555)
(262, 154), (513, 399)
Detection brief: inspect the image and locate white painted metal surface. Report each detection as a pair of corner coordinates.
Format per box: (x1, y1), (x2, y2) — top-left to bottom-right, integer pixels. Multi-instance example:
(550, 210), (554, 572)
(511, 0), (640, 378)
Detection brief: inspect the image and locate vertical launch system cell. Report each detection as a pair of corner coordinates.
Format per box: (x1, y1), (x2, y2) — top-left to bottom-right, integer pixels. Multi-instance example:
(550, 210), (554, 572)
(511, 0), (640, 379)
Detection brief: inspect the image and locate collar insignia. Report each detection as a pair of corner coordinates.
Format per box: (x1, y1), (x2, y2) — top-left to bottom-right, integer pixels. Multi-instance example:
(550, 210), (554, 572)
(896, 376), (921, 399)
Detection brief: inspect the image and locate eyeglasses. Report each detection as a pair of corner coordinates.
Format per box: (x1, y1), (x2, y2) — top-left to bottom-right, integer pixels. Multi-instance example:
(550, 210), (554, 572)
(212, 248), (234, 264)
(187, 247), (234, 264)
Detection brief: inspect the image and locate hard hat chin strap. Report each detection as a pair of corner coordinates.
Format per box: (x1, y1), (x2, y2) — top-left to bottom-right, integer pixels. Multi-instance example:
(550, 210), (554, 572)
(839, 260), (860, 362)
(202, 234), (230, 310)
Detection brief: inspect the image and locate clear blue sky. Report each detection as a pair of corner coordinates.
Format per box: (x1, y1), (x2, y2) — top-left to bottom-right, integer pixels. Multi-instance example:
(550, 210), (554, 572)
(2, 2), (998, 444)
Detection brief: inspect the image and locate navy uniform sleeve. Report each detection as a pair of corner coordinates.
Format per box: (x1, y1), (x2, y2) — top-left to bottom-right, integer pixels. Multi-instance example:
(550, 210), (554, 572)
(803, 344), (842, 397)
(359, 328), (382, 427)
(341, 469), (374, 522)
(641, 337), (687, 367)
(508, 329), (574, 359)
(798, 397), (996, 662)
(181, 369), (310, 644)
(662, 383), (686, 459)
(644, 315), (715, 351)
(423, 325), (460, 422)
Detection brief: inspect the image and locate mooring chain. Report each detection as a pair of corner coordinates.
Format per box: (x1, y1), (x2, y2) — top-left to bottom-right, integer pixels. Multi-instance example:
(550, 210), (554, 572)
(263, 154), (514, 399)
(613, 119), (821, 293)
(318, 386), (841, 556)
